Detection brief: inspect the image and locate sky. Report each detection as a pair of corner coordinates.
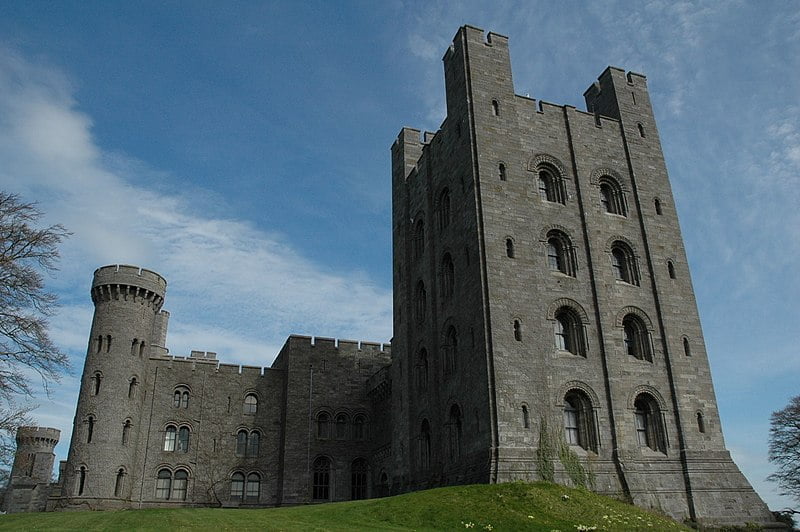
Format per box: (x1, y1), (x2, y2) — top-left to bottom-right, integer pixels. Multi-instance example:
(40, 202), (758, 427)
(0, 0), (798, 511)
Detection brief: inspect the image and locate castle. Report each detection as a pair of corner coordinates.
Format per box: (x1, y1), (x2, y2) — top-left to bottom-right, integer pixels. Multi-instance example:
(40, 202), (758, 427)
(3, 26), (775, 526)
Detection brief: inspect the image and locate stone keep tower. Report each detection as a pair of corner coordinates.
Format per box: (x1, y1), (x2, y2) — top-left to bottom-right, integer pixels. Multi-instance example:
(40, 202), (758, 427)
(63, 265), (168, 504)
(391, 25), (773, 526)
(3, 427), (60, 513)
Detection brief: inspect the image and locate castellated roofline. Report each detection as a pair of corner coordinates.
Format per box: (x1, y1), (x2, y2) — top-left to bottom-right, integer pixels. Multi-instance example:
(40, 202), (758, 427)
(92, 264), (167, 296)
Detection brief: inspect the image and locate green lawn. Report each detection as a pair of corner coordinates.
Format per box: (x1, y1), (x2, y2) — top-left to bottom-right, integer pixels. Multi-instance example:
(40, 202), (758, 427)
(0, 482), (691, 531)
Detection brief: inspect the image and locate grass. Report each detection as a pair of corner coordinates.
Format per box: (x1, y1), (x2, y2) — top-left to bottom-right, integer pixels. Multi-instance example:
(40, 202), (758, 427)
(0, 481), (691, 531)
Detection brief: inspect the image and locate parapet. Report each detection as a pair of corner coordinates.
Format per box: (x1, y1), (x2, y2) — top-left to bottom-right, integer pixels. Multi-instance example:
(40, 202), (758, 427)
(285, 334), (391, 356)
(15, 426), (60, 449)
(92, 264), (167, 297)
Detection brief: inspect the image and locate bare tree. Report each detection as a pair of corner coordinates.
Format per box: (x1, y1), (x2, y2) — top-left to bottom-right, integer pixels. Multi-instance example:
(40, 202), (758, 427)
(768, 394), (800, 505)
(0, 191), (70, 468)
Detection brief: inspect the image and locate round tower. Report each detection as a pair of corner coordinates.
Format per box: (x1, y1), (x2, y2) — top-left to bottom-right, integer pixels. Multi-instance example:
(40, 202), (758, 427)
(64, 265), (166, 507)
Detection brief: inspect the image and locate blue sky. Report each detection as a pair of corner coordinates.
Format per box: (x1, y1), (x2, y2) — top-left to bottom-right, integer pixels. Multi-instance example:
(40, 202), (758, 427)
(1, 0), (798, 511)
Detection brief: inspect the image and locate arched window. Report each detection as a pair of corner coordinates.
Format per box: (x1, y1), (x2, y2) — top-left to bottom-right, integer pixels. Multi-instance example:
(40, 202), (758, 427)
(230, 472), (244, 500)
(164, 426), (177, 451)
(637, 123), (646, 137)
(139, 341), (146, 357)
(419, 419), (431, 470)
(598, 177), (626, 216)
(491, 99), (499, 116)
(554, 307), (586, 357)
(246, 472), (260, 501)
(353, 415), (366, 441)
(513, 319), (522, 341)
(498, 162), (507, 181)
(317, 412), (331, 439)
(537, 167), (565, 204)
(77, 466), (87, 496)
(351, 458), (368, 500)
(546, 230), (576, 276)
(128, 377), (138, 399)
(122, 420), (131, 445)
(505, 238), (515, 258)
(610, 242), (639, 285)
(248, 431), (260, 457)
(563, 390), (598, 452)
(415, 348), (428, 391)
(114, 468), (125, 497)
(634, 393), (666, 452)
(443, 326), (457, 375)
(414, 281), (426, 322)
(236, 430), (248, 456)
(177, 426), (190, 453)
(95, 335), (102, 353)
(413, 219), (425, 259)
(106, 335), (112, 353)
(437, 188), (451, 230)
(683, 337), (691, 357)
(441, 253), (454, 300)
(522, 404), (530, 428)
(243, 394), (258, 414)
(696, 412), (706, 433)
(623, 314), (651, 362)
(173, 387), (189, 408)
(131, 339), (138, 356)
(667, 260), (676, 279)
(91, 372), (102, 396)
(87, 416), (94, 443)
(448, 405), (462, 462)
(654, 198), (663, 215)
(336, 414), (349, 440)
(173, 470), (188, 501)
(156, 469), (172, 499)
(312, 457), (331, 500)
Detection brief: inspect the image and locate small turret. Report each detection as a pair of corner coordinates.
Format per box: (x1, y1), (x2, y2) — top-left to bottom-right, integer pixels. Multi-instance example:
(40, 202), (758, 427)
(3, 426), (60, 513)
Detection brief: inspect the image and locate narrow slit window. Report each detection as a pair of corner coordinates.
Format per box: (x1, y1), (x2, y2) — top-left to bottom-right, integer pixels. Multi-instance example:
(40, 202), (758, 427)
(637, 123), (646, 137)
(513, 320), (522, 341)
(506, 238), (514, 258)
(499, 163), (506, 181)
(491, 99), (499, 116)
(668, 261), (676, 279)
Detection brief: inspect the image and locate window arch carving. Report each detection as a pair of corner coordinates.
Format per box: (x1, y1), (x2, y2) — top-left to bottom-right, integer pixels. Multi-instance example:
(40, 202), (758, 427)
(173, 386), (190, 409)
(316, 411), (331, 439)
(547, 298), (590, 325)
(335, 413), (349, 440)
(544, 229), (577, 276)
(597, 175), (627, 216)
(243, 393), (258, 414)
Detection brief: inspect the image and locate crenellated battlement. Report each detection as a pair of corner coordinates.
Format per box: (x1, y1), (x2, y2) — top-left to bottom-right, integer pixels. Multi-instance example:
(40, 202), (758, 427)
(15, 426), (60, 448)
(286, 334), (391, 356)
(92, 264), (167, 295)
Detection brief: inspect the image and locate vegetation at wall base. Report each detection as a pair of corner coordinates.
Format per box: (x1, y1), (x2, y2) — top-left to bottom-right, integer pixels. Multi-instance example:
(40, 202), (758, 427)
(0, 482), (693, 531)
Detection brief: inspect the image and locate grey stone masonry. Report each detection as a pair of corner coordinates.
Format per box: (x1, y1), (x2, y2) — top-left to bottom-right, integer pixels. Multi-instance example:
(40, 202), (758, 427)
(8, 24), (777, 529)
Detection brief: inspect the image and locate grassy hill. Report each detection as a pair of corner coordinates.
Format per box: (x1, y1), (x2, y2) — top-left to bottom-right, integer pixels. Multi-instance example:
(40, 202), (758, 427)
(0, 481), (691, 531)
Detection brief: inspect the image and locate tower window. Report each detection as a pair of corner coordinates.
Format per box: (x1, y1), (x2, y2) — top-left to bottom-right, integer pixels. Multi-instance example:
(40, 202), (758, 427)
(245, 472), (260, 501)
(413, 219), (425, 260)
(441, 253), (454, 300)
(498, 162), (507, 181)
(598, 177), (626, 216)
(78, 466), (87, 496)
(128, 377), (138, 399)
(415, 348), (428, 391)
(353, 414), (367, 440)
(637, 123), (646, 137)
(91, 373), (102, 396)
(419, 419), (431, 470)
(506, 238), (515, 258)
(114, 468), (125, 497)
(513, 319), (522, 341)
(536, 167), (566, 204)
(683, 337), (691, 357)
(491, 99), (500, 116)
(336, 413), (349, 440)
(177, 426), (190, 453)
(414, 281), (426, 323)
(554, 307), (586, 357)
(667, 260), (676, 279)
(122, 420), (131, 445)
(236, 430), (248, 456)
(437, 188), (451, 230)
(443, 326), (457, 374)
(156, 469), (171, 499)
(86, 416), (94, 443)
(317, 412), (331, 439)
(697, 412), (706, 433)
(522, 404), (530, 428)
(106, 335), (112, 353)
(610, 242), (639, 285)
(131, 339), (138, 356)
(173, 387), (189, 408)
(546, 230), (576, 276)
(654, 198), (663, 215)
(634, 393), (666, 452)
(623, 314), (652, 362)
(164, 426), (177, 451)
(563, 390), (598, 452)
(96, 335), (102, 353)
